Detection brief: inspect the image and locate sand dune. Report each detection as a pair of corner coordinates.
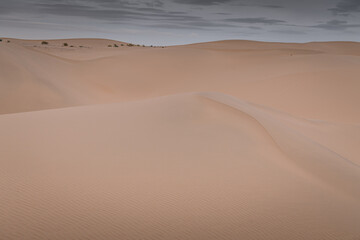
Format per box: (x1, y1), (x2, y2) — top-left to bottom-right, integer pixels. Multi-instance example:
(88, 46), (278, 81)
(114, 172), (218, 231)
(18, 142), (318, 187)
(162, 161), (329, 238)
(0, 39), (360, 239)
(1, 39), (359, 122)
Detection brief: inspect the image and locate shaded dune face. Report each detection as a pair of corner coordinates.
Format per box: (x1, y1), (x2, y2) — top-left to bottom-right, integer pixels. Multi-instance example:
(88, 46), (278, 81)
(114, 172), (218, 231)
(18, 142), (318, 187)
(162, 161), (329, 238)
(0, 39), (360, 240)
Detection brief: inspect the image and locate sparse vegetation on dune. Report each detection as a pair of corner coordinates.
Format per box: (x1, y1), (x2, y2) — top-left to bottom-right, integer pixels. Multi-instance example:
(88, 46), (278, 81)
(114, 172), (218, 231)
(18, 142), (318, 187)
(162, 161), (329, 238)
(33, 40), (164, 49)
(148, 45), (165, 48)
(105, 42), (152, 48)
(0, 39), (2, 42)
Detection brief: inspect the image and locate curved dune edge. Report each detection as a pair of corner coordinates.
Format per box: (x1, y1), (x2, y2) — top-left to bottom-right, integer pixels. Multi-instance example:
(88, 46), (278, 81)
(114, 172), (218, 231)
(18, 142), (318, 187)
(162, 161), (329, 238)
(1, 92), (360, 240)
(200, 92), (360, 199)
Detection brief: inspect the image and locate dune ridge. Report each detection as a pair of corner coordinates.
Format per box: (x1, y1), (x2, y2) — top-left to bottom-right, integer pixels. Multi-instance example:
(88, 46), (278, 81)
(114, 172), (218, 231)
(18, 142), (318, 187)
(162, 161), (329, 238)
(0, 39), (360, 239)
(202, 93), (360, 199)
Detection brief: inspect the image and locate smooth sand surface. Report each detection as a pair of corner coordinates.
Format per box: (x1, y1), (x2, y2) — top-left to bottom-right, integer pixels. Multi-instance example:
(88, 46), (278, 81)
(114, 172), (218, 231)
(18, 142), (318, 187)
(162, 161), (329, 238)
(0, 38), (360, 239)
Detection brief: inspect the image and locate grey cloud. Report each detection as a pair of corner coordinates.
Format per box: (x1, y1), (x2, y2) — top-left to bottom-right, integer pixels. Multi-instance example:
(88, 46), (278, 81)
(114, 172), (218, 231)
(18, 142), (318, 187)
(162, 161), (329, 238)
(1, 0), (360, 45)
(228, 2), (284, 9)
(34, 1), (201, 23)
(182, 21), (235, 27)
(215, 12), (231, 15)
(225, 17), (286, 25)
(270, 29), (306, 35)
(148, 20), (233, 30)
(148, 23), (205, 30)
(248, 26), (263, 30)
(36, 3), (95, 13)
(35, 3), (144, 21)
(133, 7), (165, 13)
(329, 0), (360, 15)
(311, 20), (360, 30)
(262, 5), (284, 9)
(0, 0), (36, 14)
(173, 0), (232, 5)
(145, 0), (164, 7)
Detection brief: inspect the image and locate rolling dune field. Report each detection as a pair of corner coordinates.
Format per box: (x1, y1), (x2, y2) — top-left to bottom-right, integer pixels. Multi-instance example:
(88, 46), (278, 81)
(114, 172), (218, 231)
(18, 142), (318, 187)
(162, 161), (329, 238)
(0, 38), (360, 239)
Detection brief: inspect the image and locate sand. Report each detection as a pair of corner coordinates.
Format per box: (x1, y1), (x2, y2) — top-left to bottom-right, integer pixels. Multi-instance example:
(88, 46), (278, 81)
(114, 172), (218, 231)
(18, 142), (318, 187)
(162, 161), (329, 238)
(0, 38), (360, 239)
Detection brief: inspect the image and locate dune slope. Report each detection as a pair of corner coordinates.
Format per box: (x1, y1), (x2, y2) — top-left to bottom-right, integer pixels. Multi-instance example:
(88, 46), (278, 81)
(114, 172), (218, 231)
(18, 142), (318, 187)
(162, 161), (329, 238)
(1, 93), (360, 240)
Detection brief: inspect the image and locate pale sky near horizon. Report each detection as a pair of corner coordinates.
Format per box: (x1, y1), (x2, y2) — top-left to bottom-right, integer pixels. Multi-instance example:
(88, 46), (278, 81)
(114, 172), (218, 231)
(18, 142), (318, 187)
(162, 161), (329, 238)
(0, 0), (359, 45)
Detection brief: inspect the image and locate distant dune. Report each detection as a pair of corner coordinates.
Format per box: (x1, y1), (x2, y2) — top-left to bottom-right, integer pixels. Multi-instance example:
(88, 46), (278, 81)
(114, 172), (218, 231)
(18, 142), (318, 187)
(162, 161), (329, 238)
(0, 38), (360, 239)
(1, 38), (360, 122)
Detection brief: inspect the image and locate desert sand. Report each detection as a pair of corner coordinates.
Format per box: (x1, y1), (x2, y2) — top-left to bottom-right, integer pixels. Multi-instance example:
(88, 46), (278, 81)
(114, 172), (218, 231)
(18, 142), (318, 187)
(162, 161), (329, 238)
(0, 38), (360, 239)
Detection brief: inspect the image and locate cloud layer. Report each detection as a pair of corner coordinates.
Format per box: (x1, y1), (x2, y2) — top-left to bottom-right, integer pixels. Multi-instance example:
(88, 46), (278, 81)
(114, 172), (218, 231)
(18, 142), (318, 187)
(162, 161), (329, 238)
(0, 0), (359, 45)
(330, 0), (360, 15)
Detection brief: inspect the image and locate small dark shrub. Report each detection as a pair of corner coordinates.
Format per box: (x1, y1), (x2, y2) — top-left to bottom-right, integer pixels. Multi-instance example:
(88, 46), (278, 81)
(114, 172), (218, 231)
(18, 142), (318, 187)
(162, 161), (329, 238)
(108, 45), (112, 47)
(7, 40), (10, 43)
(0, 39), (2, 42)
(127, 43), (134, 47)
(41, 41), (48, 45)
(70, 45), (74, 47)
(63, 43), (68, 47)
(121, 44), (124, 46)
(114, 44), (119, 47)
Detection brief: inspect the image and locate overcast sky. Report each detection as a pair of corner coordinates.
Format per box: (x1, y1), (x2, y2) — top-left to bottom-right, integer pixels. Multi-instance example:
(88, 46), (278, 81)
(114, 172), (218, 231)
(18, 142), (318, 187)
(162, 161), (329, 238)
(0, 0), (359, 45)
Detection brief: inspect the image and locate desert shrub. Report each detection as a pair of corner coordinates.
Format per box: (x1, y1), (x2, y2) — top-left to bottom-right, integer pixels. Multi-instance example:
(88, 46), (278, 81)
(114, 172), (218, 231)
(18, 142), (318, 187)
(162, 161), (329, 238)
(70, 45), (74, 47)
(121, 44), (124, 46)
(127, 43), (134, 47)
(0, 39), (2, 42)
(7, 40), (10, 43)
(63, 43), (68, 47)
(108, 45), (112, 47)
(114, 44), (119, 47)
(41, 41), (48, 45)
